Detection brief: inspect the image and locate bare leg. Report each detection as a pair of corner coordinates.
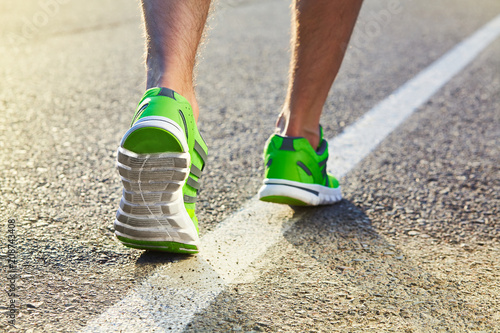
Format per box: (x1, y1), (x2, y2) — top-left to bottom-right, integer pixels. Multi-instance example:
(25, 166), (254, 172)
(141, 0), (212, 121)
(278, 0), (363, 148)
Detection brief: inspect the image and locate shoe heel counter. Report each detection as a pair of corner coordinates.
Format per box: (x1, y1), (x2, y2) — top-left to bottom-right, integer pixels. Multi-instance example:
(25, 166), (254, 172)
(264, 155), (299, 181)
(264, 136), (310, 182)
(139, 97), (182, 124)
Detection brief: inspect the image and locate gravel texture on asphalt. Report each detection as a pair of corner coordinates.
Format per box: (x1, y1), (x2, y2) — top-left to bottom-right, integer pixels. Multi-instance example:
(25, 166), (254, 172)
(0, 0), (499, 331)
(185, 38), (500, 332)
(195, 0), (500, 234)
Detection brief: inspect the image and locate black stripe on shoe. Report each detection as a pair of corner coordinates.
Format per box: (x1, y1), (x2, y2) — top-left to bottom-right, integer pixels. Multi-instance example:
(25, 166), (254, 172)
(158, 87), (176, 100)
(296, 161), (312, 176)
(130, 103), (148, 126)
(178, 110), (189, 140)
(266, 182), (319, 196)
(316, 140), (327, 155)
(321, 167), (329, 187)
(279, 137), (295, 151)
(318, 158), (328, 167)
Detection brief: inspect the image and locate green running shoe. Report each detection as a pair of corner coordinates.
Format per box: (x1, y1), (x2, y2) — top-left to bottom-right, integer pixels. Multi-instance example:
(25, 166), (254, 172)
(258, 127), (342, 206)
(114, 87), (208, 254)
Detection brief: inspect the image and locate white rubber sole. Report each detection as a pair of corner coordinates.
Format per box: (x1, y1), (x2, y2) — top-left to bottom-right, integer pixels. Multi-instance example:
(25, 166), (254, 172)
(258, 178), (342, 206)
(114, 117), (199, 251)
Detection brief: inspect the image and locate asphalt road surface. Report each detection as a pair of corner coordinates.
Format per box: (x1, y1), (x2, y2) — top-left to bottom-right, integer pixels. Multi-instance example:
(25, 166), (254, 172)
(0, 0), (499, 332)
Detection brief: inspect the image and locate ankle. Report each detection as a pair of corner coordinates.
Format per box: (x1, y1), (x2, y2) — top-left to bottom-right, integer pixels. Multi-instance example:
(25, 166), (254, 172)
(179, 89), (199, 122)
(146, 78), (199, 122)
(287, 128), (320, 150)
(275, 113), (320, 149)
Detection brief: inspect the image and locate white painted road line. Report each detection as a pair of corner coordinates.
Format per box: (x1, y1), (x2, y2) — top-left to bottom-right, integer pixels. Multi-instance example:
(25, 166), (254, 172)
(329, 13), (500, 179)
(82, 13), (500, 333)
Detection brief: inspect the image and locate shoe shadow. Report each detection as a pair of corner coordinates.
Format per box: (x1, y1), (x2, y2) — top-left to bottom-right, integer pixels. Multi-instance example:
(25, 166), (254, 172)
(133, 251), (194, 281)
(184, 200), (401, 331)
(283, 199), (400, 272)
(287, 198), (379, 241)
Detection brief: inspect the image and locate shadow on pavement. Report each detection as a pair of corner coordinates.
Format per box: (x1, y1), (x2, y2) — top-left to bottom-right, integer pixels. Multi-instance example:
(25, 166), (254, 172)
(285, 199), (386, 262)
(133, 250), (194, 280)
(185, 199), (487, 332)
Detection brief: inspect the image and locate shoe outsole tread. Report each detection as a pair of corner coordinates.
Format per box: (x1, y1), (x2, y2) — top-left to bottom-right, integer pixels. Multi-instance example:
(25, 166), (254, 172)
(114, 88), (205, 254)
(115, 144), (199, 253)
